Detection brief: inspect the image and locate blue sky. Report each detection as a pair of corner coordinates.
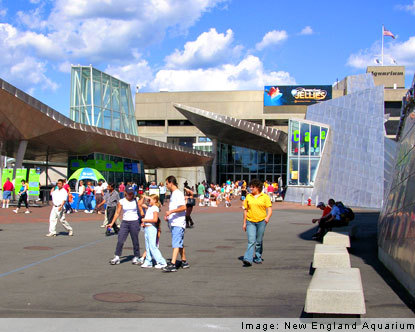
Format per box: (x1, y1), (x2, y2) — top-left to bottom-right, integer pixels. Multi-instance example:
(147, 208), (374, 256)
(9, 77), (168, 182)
(1, 0), (414, 117)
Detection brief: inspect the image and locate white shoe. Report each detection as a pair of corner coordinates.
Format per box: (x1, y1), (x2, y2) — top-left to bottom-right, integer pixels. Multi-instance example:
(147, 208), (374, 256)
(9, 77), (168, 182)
(74, 210), (78, 213)
(13, 209), (18, 213)
(109, 256), (120, 265)
(68, 230), (74, 236)
(100, 224), (106, 228)
(67, 211), (71, 214)
(6, 205), (9, 208)
(84, 210), (90, 214)
(45, 232), (56, 237)
(141, 262), (153, 268)
(139, 257), (145, 264)
(25, 210), (31, 214)
(2, 205), (4, 209)
(132, 257), (140, 265)
(154, 263), (167, 269)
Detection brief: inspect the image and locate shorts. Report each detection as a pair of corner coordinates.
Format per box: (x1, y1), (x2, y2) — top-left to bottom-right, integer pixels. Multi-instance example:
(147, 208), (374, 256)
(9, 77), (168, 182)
(3, 191), (11, 200)
(171, 226), (185, 248)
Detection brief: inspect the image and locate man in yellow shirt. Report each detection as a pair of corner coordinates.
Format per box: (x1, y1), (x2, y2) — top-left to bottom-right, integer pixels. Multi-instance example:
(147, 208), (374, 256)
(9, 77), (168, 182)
(242, 179), (273, 266)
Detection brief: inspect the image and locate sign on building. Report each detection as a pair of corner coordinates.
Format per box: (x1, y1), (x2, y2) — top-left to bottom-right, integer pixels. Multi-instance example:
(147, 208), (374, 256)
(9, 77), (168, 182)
(264, 85), (332, 106)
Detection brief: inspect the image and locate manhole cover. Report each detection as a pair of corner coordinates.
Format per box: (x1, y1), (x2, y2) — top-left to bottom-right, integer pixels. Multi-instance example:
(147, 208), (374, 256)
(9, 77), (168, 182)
(93, 292), (144, 303)
(196, 249), (215, 253)
(215, 246), (234, 249)
(24, 246), (53, 250)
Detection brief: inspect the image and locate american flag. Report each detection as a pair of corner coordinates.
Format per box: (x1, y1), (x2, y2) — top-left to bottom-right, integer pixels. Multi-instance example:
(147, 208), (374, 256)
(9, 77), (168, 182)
(383, 28), (395, 39)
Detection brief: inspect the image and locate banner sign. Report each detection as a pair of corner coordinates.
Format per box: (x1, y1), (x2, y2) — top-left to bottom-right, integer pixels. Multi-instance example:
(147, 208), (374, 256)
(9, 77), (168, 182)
(28, 169), (40, 196)
(14, 168), (27, 194)
(264, 85), (332, 106)
(70, 159), (124, 173)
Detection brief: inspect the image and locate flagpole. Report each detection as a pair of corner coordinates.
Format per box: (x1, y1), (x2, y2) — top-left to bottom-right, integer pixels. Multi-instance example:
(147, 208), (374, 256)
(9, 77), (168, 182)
(382, 24), (385, 66)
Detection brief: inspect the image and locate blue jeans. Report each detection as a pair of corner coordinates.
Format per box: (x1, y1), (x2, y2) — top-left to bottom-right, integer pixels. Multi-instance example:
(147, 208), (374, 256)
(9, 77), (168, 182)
(243, 220), (267, 263)
(144, 225), (166, 265)
(85, 195), (93, 211)
(76, 195), (86, 210)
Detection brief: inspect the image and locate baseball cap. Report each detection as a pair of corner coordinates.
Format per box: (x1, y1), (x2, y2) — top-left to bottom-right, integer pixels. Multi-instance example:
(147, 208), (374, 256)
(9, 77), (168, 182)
(125, 186), (135, 194)
(317, 202), (325, 208)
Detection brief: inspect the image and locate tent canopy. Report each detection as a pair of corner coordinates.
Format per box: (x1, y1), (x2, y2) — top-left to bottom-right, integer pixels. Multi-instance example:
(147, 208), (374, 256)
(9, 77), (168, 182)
(68, 167), (106, 182)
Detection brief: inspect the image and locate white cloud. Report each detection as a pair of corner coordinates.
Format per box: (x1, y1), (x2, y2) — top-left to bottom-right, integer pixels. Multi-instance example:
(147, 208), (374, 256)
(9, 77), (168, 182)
(58, 61), (72, 73)
(150, 55), (295, 91)
(347, 35), (415, 70)
(165, 28), (242, 69)
(17, 7), (48, 30)
(0, 23), (58, 93)
(256, 30), (288, 51)
(300, 26), (313, 35)
(397, 1), (415, 14)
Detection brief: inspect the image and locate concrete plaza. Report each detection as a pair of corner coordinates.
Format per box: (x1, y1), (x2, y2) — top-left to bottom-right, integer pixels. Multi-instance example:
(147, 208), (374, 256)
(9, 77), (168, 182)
(0, 202), (413, 318)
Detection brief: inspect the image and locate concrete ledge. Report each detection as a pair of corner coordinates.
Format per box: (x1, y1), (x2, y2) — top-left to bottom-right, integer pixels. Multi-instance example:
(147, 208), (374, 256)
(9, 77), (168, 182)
(312, 244), (351, 269)
(323, 231), (351, 247)
(305, 268), (366, 315)
(331, 225), (357, 238)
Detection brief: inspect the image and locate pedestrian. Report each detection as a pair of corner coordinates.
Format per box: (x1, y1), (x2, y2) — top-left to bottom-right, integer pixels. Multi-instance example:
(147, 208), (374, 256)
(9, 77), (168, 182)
(107, 186), (143, 265)
(96, 183), (120, 235)
(162, 175), (189, 272)
(84, 181), (94, 213)
(197, 181), (205, 206)
(94, 180), (105, 214)
(184, 186), (195, 228)
(118, 182), (125, 199)
(62, 179), (73, 214)
(159, 182), (166, 205)
(140, 194), (167, 269)
(75, 180), (86, 212)
(13, 180), (31, 214)
(2, 177), (14, 208)
(46, 179), (74, 237)
(242, 179), (273, 267)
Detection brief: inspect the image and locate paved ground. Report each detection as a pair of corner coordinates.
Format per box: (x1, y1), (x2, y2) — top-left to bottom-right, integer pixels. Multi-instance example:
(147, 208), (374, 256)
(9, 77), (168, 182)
(0, 201), (414, 318)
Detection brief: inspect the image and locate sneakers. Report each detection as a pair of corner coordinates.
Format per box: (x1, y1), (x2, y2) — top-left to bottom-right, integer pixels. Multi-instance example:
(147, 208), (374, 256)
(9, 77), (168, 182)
(45, 232), (56, 237)
(141, 262), (153, 268)
(242, 259), (252, 267)
(132, 257), (140, 265)
(68, 230), (74, 236)
(181, 261), (190, 269)
(138, 257), (145, 264)
(154, 263), (167, 269)
(100, 224), (106, 228)
(162, 263), (178, 272)
(25, 210), (31, 214)
(13, 209), (18, 213)
(253, 259), (262, 264)
(109, 256), (120, 265)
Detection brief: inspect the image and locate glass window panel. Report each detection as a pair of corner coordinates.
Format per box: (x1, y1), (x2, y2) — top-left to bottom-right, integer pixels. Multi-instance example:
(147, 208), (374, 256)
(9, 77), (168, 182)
(258, 151), (266, 164)
(111, 81), (120, 112)
(102, 74), (111, 109)
(227, 165), (234, 173)
(94, 107), (102, 127)
(288, 157), (298, 185)
(300, 122), (310, 156)
(321, 127), (328, 151)
(113, 111), (120, 132)
(310, 158), (320, 185)
(299, 159), (310, 186)
(266, 164), (273, 173)
(103, 110), (111, 130)
(310, 125), (321, 156)
(235, 165), (242, 173)
(258, 164), (265, 173)
(93, 81), (101, 107)
(81, 68), (91, 106)
(274, 154), (282, 164)
(290, 121), (300, 156)
(120, 85), (129, 115)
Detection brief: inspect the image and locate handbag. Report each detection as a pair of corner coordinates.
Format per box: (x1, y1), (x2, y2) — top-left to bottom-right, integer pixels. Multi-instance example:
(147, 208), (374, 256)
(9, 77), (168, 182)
(187, 198), (196, 206)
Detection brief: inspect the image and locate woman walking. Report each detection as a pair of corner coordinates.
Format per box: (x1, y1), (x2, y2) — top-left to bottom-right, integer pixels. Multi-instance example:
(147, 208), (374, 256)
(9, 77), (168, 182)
(75, 180), (86, 212)
(107, 186), (143, 265)
(184, 186), (195, 228)
(242, 179), (272, 267)
(84, 181), (94, 213)
(140, 194), (167, 269)
(13, 180), (31, 214)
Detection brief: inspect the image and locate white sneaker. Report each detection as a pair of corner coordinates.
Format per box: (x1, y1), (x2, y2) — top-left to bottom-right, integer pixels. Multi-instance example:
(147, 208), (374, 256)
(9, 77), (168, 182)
(84, 210), (90, 214)
(13, 209), (18, 213)
(141, 262), (153, 268)
(74, 210), (78, 213)
(100, 224), (106, 228)
(6, 205), (9, 208)
(109, 256), (120, 265)
(132, 257), (140, 265)
(139, 257), (145, 264)
(2, 205), (4, 209)
(45, 232), (56, 237)
(67, 211), (71, 214)
(154, 263), (167, 269)
(25, 210), (31, 214)
(68, 230), (74, 236)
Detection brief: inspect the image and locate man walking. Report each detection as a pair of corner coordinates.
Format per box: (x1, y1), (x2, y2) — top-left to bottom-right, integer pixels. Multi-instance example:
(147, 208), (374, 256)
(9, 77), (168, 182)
(197, 181), (205, 206)
(2, 177), (14, 208)
(96, 183), (120, 235)
(163, 175), (189, 272)
(46, 179), (73, 237)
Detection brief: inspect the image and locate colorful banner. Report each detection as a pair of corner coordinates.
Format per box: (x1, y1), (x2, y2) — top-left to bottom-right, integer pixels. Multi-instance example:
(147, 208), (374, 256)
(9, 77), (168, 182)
(28, 169), (40, 196)
(70, 159), (124, 173)
(14, 168), (27, 194)
(264, 85), (332, 106)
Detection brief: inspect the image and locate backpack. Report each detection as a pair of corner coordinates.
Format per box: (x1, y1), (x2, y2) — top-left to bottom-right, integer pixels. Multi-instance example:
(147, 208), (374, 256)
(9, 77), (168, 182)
(335, 201), (354, 221)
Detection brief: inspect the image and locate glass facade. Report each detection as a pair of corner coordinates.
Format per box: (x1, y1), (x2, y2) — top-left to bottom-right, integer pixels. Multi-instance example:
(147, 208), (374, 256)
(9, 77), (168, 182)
(287, 119), (328, 186)
(70, 66), (138, 135)
(217, 143), (287, 184)
(68, 153), (145, 185)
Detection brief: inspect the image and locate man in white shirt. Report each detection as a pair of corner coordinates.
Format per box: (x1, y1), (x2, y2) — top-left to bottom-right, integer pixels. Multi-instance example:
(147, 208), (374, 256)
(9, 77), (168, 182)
(163, 175), (189, 272)
(46, 179), (74, 237)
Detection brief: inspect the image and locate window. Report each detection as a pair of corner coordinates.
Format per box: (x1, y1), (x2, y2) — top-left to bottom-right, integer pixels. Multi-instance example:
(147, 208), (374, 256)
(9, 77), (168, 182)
(137, 120), (165, 126)
(265, 119), (289, 126)
(167, 136), (196, 148)
(168, 120), (193, 126)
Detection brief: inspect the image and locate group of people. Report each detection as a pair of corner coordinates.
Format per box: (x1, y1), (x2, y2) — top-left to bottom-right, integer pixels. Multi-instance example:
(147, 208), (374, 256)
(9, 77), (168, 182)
(1, 177), (32, 214)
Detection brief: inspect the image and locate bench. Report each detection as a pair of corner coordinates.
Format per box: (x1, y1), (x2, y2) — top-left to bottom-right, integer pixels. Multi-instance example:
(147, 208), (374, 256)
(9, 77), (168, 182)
(323, 231), (350, 247)
(305, 268), (366, 315)
(328, 225), (357, 238)
(312, 244), (351, 269)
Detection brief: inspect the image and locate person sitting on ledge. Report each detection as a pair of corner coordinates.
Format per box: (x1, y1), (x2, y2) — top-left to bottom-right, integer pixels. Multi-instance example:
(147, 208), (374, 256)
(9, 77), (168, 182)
(312, 198), (348, 240)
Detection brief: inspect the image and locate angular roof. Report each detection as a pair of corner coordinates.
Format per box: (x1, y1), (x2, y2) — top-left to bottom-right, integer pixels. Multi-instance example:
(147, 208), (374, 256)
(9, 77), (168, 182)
(174, 103), (287, 154)
(0, 78), (213, 168)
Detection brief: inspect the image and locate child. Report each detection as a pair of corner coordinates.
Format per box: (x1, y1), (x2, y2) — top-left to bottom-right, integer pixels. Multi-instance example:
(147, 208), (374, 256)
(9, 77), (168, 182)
(140, 194), (167, 269)
(225, 193), (231, 208)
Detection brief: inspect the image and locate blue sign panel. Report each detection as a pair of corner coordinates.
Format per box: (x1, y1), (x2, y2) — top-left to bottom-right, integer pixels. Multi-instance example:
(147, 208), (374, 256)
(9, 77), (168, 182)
(264, 85), (332, 106)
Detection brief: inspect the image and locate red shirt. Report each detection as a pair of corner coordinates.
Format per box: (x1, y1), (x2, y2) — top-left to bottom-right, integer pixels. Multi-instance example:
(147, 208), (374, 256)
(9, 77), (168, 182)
(63, 183), (70, 193)
(3, 181), (13, 191)
(119, 184), (125, 192)
(322, 206), (332, 217)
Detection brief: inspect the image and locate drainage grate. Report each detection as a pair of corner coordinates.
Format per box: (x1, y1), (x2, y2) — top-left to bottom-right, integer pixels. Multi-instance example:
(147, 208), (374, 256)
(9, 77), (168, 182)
(24, 246), (53, 250)
(93, 292), (144, 303)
